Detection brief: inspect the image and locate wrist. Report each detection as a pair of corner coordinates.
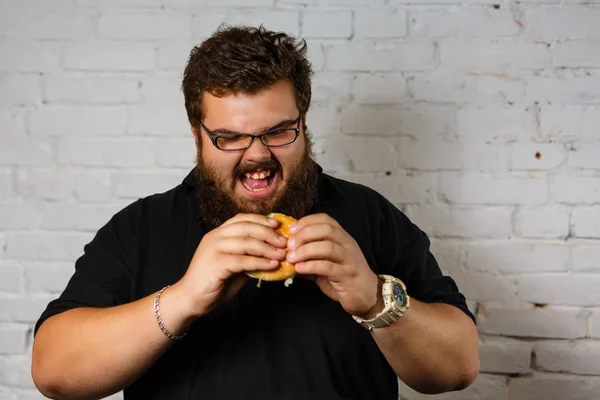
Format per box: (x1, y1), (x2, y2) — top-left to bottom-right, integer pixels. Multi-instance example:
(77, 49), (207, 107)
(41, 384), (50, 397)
(356, 275), (385, 320)
(159, 283), (198, 334)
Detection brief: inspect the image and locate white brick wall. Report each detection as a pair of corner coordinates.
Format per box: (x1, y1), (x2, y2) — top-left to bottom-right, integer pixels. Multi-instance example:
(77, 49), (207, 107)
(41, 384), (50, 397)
(1, 1), (599, 399)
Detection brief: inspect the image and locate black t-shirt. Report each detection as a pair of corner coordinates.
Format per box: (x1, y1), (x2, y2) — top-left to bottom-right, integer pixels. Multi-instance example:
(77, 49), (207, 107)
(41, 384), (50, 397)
(35, 168), (474, 400)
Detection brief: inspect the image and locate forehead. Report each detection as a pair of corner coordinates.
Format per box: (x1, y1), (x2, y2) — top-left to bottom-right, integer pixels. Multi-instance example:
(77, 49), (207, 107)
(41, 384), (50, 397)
(202, 80), (298, 132)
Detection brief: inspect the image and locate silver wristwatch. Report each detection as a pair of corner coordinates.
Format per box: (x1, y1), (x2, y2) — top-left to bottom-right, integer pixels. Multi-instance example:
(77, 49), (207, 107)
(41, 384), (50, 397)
(352, 274), (410, 331)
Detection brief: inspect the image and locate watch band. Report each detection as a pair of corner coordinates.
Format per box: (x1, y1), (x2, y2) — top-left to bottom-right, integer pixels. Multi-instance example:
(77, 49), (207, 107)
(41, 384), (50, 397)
(352, 274), (410, 331)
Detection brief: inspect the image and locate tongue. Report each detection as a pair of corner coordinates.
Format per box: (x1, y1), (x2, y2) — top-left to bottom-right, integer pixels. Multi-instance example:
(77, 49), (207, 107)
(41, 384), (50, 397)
(242, 176), (269, 190)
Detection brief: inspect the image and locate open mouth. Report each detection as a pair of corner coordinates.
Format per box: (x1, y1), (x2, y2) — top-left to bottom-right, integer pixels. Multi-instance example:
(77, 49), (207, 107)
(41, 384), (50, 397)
(239, 169), (277, 194)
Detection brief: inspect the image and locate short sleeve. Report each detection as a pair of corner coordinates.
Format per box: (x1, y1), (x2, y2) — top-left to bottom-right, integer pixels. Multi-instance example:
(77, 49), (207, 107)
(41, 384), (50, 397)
(34, 201), (139, 335)
(376, 199), (475, 323)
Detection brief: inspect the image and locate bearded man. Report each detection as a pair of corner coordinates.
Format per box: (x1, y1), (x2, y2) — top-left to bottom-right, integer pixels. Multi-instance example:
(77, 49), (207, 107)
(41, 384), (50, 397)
(32, 26), (479, 400)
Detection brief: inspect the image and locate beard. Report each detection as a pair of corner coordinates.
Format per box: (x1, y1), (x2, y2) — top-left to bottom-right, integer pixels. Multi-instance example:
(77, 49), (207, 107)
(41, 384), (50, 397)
(194, 134), (319, 229)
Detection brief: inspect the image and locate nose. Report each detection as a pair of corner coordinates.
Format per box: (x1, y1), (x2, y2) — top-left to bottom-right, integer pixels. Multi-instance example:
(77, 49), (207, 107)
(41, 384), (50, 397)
(243, 136), (272, 162)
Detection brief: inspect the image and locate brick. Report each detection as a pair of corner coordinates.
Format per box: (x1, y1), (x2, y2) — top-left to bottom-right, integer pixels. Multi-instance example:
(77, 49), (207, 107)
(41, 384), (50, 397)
(0, 109), (26, 137)
(526, 7), (600, 38)
(451, 271), (516, 302)
(509, 373), (600, 400)
(540, 105), (600, 140)
(440, 172), (547, 205)
(301, 11), (351, 39)
(325, 41), (436, 72)
(516, 274), (600, 306)
(479, 336), (532, 374)
(228, 11), (300, 36)
(342, 104), (455, 137)
(43, 76), (140, 104)
(167, 0), (273, 6)
(354, 9), (407, 38)
(311, 72), (351, 104)
(191, 12), (228, 40)
(350, 74), (408, 104)
(429, 238), (462, 275)
(62, 42), (155, 72)
(0, 40), (60, 73)
(0, 325), (29, 355)
(440, 39), (547, 72)
(306, 39), (325, 72)
(568, 143), (600, 169)
(0, 297), (53, 323)
(0, 11), (94, 40)
(571, 207), (600, 238)
(515, 206), (569, 239)
(0, 356), (35, 388)
(77, 0), (161, 6)
(305, 103), (341, 137)
(404, 205), (511, 238)
(156, 41), (196, 71)
(334, 171), (438, 205)
(28, 105), (127, 137)
(399, 138), (509, 170)
(40, 203), (121, 232)
(57, 138), (155, 168)
(128, 106), (190, 136)
(155, 138), (196, 168)
(0, 74), (42, 106)
(510, 143), (566, 170)
(23, 262), (74, 293)
(530, 77), (600, 106)
(555, 41), (600, 68)
(410, 73), (525, 104)
(411, 7), (521, 38)
(314, 137), (396, 173)
(399, 373), (508, 400)
(112, 171), (185, 199)
(98, 11), (192, 40)
(140, 75), (185, 105)
(0, 203), (40, 230)
(16, 168), (113, 203)
(0, 170), (10, 201)
(551, 174), (600, 204)
(593, 309), (600, 339)
(457, 105), (536, 141)
(571, 241), (600, 273)
(6, 232), (93, 262)
(478, 305), (588, 339)
(0, 137), (53, 167)
(0, 262), (23, 292)
(465, 240), (569, 273)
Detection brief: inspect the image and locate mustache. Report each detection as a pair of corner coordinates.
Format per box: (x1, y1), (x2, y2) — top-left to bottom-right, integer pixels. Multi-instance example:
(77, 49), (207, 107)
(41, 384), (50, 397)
(233, 158), (281, 177)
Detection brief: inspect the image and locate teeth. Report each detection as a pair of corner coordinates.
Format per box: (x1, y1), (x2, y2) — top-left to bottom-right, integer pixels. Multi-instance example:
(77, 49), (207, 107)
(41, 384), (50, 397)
(244, 170), (271, 180)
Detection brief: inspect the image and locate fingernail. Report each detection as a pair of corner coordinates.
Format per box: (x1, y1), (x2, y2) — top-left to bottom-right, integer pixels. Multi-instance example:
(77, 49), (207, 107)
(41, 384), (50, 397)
(278, 235), (287, 242)
(288, 251), (296, 261)
(268, 218), (278, 224)
(289, 223), (298, 233)
(288, 238), (296, 249)
(277, 248), (286, 254)
(270, 259), (279, 265)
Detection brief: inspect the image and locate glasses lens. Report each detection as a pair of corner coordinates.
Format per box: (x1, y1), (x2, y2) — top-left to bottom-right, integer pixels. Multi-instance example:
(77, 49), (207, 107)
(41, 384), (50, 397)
(262, 129), (297, 147)
(216, 135), (252, 150)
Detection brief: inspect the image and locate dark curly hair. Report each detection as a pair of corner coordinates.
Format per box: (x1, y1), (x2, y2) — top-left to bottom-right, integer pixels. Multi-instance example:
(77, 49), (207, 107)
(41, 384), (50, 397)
(182, 25), (313, 128)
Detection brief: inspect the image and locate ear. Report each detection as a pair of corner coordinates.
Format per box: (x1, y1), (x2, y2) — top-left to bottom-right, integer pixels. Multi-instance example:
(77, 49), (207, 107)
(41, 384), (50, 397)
(191, 125), (200, 146)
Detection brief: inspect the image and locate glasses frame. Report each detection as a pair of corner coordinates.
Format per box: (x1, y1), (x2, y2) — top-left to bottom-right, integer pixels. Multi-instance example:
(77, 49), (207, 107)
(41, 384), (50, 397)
(198, 115), (302, 151)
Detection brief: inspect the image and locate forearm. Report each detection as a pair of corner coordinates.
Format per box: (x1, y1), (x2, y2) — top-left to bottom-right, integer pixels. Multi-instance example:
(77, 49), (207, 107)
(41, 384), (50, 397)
(370, 299), (479, 394)
(32, 284), (195, 400)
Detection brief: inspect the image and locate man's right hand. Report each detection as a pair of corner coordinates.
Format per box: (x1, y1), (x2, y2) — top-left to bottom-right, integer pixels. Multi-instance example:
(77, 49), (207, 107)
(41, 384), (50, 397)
(174, 213), (288, 318)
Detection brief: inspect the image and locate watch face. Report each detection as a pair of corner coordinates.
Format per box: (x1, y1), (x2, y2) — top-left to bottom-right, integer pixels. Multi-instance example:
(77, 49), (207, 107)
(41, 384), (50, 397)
(393, 283), (407, 307)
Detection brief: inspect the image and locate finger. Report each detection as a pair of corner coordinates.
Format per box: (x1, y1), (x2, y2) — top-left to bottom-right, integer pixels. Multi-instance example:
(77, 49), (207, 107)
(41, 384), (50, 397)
(289, 213), (338, 235)
(224, 254), (280, 275)
(287, 240), (345, 264)
(287, 222), (347, 250)
(294, 260), (342, 280)
(219, 221), (288, 248)
(219, 237), (287, 261)
(221, 213), (281, 229)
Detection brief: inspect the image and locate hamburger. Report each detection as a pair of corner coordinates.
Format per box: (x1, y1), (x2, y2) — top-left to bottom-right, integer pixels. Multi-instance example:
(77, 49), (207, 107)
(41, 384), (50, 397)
(247, 213), (297, 287)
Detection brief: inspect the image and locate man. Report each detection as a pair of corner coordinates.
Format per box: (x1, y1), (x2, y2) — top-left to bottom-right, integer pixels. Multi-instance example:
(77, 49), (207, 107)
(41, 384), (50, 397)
(32, 26), (479, 400)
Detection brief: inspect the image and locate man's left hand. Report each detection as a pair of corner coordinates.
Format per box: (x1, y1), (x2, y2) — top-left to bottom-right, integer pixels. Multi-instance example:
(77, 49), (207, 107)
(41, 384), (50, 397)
(286, 213), (381, 318)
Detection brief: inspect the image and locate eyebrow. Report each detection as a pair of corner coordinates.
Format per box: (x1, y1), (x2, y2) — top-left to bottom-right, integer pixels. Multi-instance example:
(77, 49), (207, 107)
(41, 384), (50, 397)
(209, 117), (298, 135)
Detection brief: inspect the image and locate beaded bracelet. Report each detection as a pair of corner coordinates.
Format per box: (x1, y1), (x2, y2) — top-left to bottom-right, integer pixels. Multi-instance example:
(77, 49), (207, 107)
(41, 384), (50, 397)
(153, 285), (187, 341)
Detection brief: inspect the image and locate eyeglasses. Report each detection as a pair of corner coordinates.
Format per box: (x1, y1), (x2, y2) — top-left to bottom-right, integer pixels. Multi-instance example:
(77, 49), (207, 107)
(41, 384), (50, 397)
(198, 115), (302, 151)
